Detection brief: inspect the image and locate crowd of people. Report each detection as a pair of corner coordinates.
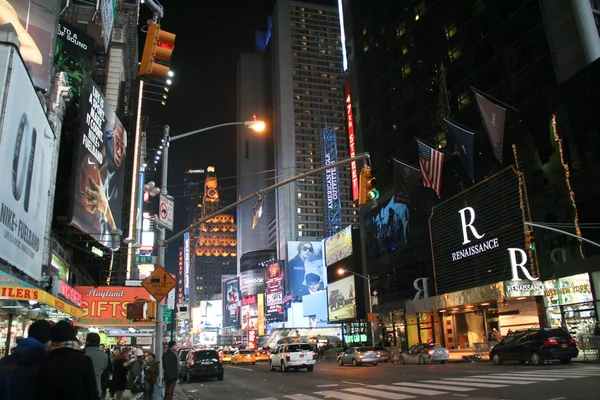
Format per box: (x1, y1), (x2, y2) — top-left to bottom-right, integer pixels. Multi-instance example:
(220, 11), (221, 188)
(0, 320), (180, 400)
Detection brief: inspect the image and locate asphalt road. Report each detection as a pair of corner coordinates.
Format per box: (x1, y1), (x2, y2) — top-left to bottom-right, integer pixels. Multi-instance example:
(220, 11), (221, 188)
(179, 360), (600, 400)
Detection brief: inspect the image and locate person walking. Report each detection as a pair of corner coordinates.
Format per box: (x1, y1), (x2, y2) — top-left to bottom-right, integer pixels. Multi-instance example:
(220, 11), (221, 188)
(109, 347), (121, 400)
(100, 345), (113, 400)
(111, 348), (129, 400)
(143, 354), (159, 400)
(35, 320), (98, 400)
(126, 348), (144, 395)
(85, 332), (108, 399)
(162, 341), (179, 400)
(0, 320), (51, 400)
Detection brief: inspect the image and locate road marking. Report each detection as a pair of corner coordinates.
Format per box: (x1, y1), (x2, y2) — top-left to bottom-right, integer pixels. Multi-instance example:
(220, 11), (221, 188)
(452, 395), (469, 398)
(449, 377), (536, 385)
(255, 398), (279, 400)
(518, 370), (597, 377)
(315, 390), (393, 400)
(284, 395), (323, 400)
(545, 398), (567, 400)
(487, 374), (565, 381)
(341, 381), (366, 386)
(421, 379), (508, 388)
(317, 384), (340, 388)
(393, 382), (475, 392)
(227, 365), (254, 371)
(370, 384), (447, 396)
(343, 387), (415, 399)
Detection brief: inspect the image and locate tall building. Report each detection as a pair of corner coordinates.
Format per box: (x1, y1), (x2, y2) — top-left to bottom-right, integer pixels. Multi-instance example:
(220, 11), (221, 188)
(190, 167), (237, 307)
(272, 0), (358, 259)
(184, 169), (205, 255)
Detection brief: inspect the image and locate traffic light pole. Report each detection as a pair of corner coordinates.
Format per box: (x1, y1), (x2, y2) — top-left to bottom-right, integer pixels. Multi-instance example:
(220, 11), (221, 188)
(524, 222), (600, 249)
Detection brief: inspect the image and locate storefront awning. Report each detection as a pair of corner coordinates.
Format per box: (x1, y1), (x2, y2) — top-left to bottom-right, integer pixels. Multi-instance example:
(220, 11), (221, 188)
(406, 282), (506, 314)
(0, 270), (82, 318)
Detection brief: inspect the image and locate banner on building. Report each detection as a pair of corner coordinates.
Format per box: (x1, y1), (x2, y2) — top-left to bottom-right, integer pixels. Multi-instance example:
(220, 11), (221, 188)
(74, 286), (154, 326)
(265, 262), (284, 322)
(286, 241), (325, 298)
(325, 225), (353, 267)
(393, 159), (420, 205)
(223, 277), (241, 327)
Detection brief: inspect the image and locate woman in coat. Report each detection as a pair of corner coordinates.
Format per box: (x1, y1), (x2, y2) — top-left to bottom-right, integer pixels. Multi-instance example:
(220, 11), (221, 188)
(111, 351), (129, 400)
(144, 354), (160, 400)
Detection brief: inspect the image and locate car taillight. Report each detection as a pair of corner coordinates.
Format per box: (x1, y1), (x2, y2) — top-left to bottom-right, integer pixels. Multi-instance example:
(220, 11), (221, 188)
(543, 338), (559, 345)
(312, 351), (317, 357)
(189, 360), (194, 366)
(359, 354), (366, 359)
(428, 350), (434, 356)
(285, 353), (291, 361)
(376, 354), (381, 358)
(570, 338), (577, 345)
(267, 352), (270, 357)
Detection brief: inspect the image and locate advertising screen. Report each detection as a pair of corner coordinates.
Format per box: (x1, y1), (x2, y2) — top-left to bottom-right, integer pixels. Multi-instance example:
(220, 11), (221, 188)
(265, 262), (284, 322)
(287, 241), (326, 298)
(196, 300), (222, 329)
(429, 167), (532, 294)
(223, 277), (241, 327)
(327, 276), (356, 322)
(240, 269), (265, 297)
(325, 225), (353, 266)
(0, 46), (53, 280)
(364, 197), (410, 260)
(74, 286), (154, 326)
(3, 0), (61, 90)
(70, 77), (128, 250)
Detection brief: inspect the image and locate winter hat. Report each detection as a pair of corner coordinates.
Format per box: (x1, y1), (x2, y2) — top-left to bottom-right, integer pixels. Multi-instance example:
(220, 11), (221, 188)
(134, 348), (144, 357)
(51, 320), (77, 342)
(168, 340), (177, 348)
(27, 320), (51, 343)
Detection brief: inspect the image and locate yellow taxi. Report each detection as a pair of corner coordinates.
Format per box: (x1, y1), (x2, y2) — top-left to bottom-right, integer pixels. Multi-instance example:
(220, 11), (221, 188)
(231, 349), (256, 365)
(255, 349), (270, 362)
(220, 349), (235, 363)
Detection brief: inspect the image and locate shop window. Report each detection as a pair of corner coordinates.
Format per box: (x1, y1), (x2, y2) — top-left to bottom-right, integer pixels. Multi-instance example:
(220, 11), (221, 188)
(457, 91), (470, 110)
(402, 63), (411, 77)
(445, 22), (457, 39)
(415, 1), (427, 20)
(448, 45), (461, 61)
(396, 23), (406, 38)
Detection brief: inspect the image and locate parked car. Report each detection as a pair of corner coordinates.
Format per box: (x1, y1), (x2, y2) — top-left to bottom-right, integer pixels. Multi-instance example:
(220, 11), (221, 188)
(329, 289), (344, 310)
(490, 328), (578, 365)
(337, 346), (380, 366)
(177, 348), (191, 377)
(269, 342), (316, 372)
(231, 349), (256, 365)
(399, 344), (449, 364)
(184, 349), (224, 381)
(255, 349), (270, 362)
(372, 346), (391, 362)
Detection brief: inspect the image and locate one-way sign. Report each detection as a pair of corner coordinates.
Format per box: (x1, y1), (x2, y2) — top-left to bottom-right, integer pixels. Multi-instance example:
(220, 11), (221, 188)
(158, 194), (174, 231)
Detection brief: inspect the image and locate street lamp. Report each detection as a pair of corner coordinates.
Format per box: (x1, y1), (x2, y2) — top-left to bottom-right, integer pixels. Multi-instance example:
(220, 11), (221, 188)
(337, 268), (375, 346)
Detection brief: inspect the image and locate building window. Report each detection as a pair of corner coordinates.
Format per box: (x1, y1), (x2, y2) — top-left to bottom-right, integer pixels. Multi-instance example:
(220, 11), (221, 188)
(445, 22), (457, 39)
(415, 1), (427, 20)
(362, 27), (367, 35)
(448, 46), (461, 61)
(436, 131), (447, 149)
(401, 44), (408, 55)
(473, 0), (485, 14)
(396, 23), (406, 38)
(457, 91), (470, 110)
(402, 63), (411, 77)
(363, 44), (369, 52)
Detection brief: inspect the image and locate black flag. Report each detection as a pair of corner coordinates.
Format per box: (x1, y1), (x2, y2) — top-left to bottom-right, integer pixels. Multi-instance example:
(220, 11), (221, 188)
(393, 159), (420, 204)
(474, 90), (506, 163)
(444, 119), (476, 181)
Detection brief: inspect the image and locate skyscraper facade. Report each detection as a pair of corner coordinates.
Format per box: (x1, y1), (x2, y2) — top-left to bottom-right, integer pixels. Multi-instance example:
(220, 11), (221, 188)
(272, 0), (358, 259)
(183, 169), (205, 255)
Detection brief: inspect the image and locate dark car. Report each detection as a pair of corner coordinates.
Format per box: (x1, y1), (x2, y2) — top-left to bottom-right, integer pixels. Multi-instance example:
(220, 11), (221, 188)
(184, 349), (224, 381)
(177, 348), (191, 377)
(490, 328), (579, 365)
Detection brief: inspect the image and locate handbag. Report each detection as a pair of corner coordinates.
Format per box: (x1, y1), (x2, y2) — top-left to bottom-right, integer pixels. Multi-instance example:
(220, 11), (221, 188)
(130, 377), (144, 394)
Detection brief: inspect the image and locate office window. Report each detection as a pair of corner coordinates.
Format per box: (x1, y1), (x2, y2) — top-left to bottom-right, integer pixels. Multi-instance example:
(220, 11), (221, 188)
(402, 63), (411, 77)
(457, 92), (470, 110)
(396, 23), (406, 38)
(364, 44), (369, 52)
(415, 1), (427, 20)
(473, 0), (485, 14)
(401, 44), (408, 55)
(436, 131), (447, 149)
(445, 22), (457, 39)
(448, 46), (461, 61)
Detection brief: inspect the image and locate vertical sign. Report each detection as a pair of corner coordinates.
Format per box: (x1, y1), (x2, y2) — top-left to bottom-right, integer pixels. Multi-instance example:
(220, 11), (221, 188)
(223, 277), (241, 327)
(177, 249), (184, 304)
(344, 81), (358, 200)
(183, 232), (190, 299)
(265, 262), (284, 322)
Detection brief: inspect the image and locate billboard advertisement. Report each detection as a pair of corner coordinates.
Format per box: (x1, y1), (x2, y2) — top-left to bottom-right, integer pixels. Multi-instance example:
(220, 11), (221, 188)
(240, 269), (266, 296)
(184, 232), (190, 298)
(364, 197), (410, 259)
(3, 0), (61, 90)
(327, 276), (356, 322)
(200, 331), (217, 346)
(287, 241), (325, 298)
(223, 277), (241, 327)
(344, 81), (359, 200)
(325, 225), (353, 266)
(198, 300), (222, 329)
(70, 77), (128, 250)
(177, 249), (184, 304)
(74, 286), (154, 326)
(429, 167), (533, 294)
(265, 262), (284, 322)
(0, 46), (53, 280)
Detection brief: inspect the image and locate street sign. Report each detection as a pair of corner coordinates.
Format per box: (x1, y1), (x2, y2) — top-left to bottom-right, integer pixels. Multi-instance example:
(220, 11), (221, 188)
(141, 265), (176, 302)
(134, 255), (155, 264)
(367, 313), (377, 323)
(158, 194), (174, 231)
(162, 305), (173, 323)
(125, 279), (142, 287)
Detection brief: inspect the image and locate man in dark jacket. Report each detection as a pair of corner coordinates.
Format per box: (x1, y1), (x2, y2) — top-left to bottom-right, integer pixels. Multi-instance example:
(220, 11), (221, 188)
(35, 320), (98, 400)
(0, 320), (51, 399)
(85, 332), (108, 397)
(162, 340), (179, 400)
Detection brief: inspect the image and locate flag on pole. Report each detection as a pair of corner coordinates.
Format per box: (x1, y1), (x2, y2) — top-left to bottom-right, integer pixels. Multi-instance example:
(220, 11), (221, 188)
(474, 90), (506, 163)
(393, 158), (420, 204)
(444, 119), (476, 181)
(416, 140), (444, 198)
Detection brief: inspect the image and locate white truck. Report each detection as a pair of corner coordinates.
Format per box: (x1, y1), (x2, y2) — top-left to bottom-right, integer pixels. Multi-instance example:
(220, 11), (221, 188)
(269, 342), (316, 372)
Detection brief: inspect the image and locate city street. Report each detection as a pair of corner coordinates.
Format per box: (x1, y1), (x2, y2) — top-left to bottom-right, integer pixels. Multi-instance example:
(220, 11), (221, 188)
(179, 360), (600, 400)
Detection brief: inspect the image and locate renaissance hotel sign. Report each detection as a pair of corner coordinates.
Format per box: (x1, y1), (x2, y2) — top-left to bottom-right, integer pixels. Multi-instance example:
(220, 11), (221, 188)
(429, 167), (536, 294)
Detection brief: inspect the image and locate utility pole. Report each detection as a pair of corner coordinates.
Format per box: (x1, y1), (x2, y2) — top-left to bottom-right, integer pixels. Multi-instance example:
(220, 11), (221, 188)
(524, 221), (600, 249)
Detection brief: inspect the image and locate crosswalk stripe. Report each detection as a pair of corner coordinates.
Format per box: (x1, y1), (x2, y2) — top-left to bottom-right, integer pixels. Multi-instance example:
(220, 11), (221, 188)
(370, 384), (447, 396)
(518, 370), (599, 376)
(487, 373), (567, 381)
(343, 387), (416, 399)
(255, 398), (279, 400)
(468, 374), (557, 382)
(315, 390), (395, 400)
(284, 395), (323, 400)
(393, 382), (475, 392)
(420, 379), (508, 388)
(448, 377), (536, 385)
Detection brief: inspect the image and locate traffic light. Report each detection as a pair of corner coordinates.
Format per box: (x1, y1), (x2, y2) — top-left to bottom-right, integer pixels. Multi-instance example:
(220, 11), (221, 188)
(139, 24), (176, 81)
(359, 167), (380, 205)
(126, 300), (157, 321)
(525, 229), (535, 250)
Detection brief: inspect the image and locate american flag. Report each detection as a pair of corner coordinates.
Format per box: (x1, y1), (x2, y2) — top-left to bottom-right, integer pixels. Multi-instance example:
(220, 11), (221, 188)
(282, 292), (293, 304)
(417, 140), (444, 197)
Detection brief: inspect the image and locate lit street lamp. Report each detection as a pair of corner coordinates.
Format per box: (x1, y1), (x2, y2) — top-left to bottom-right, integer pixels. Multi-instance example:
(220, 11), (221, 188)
(338, 267), (375, 346)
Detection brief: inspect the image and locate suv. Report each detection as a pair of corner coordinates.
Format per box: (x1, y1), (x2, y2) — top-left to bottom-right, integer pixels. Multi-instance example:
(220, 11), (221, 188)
(184, 349), (224, 381)
(490, 328), (579, 365)
(270, 343), (316, 372)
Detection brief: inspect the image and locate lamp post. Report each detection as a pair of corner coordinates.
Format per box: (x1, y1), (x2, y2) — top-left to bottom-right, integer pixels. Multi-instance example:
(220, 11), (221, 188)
(337, 268), (375, 346)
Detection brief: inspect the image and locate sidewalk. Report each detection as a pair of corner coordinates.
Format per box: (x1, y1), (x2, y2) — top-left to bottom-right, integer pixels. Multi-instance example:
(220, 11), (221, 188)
(174, 383), (189, 400)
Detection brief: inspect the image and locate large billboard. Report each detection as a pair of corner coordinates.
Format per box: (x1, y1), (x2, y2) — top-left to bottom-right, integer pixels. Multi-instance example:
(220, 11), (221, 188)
(223, 277), (241, 327)
(70, 77), (128, 250)
(194, 300), (222, 330)
(286, 241), (325, 298)
(327, 275), (356, 322)
(325, 225), (353, 266)
(74, 286), (154, 326)
(265, 261), (284, 322)
(0, 46), (53, 280)
(3, 0), (61, 90)
(240, 269), (266, 297)
(183, 232), (190, 298)
(240, 269), (266, 336)
(364, 197), (410, 259)
(429, 167), (533, 294)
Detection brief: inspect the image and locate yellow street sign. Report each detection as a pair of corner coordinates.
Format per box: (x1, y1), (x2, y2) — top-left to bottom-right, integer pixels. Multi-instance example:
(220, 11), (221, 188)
(141, 265), (176, 302)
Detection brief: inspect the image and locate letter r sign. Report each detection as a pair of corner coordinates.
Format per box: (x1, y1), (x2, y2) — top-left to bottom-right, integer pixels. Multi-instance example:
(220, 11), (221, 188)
(458, 207), (485, 245)
(507, 248), (539, 281)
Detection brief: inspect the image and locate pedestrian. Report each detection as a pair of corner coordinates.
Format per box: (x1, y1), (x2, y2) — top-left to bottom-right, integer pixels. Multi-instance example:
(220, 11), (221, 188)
(100, 344), (113, 400)
(126, 348), (144, 395)
(492, 328), (502, 342)
(0, 320), (51, 400)
(109, 347), (121, 400)
(35, 320), (98, 400)
(162, 340), (179, 400)
(85, 332), (108, 398)
(111, 348), (129, 400)
(144, 353), (159, 400)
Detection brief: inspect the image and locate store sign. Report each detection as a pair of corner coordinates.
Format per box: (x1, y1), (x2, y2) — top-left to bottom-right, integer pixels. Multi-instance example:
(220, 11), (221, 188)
(177, 249), (184, 303)
(504, 280), (545, 297)
(75, 286), (153, 326)
(507, 248), (538, 281)
(57, 280), (83, 306)
(344, 81), (359, 200)
(413, 277), (429, 301)
(183, 233), (190, 298)
(452, 207), (500, 261)
(544, 282), (591, 298)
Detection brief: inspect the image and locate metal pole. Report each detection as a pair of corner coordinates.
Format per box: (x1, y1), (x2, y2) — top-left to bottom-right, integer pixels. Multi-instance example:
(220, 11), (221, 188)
(524, 221), (600, 249)
(169, 122), (250, 142)
(367, 275), (375, 346)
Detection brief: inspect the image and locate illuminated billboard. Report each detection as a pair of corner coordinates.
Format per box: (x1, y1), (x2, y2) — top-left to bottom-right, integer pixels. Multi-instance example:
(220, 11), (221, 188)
(223, 277), (240, 327)
(74, 286), (153, 326)
(327, 276), (356, 322)
(286, 241), (325, 298)
(183, 232), (190, 298)
(265, 262), (284, 322)
(325, 225), (353, 266)
(240, 269), (266, 336)
(364, 197), (410, 259)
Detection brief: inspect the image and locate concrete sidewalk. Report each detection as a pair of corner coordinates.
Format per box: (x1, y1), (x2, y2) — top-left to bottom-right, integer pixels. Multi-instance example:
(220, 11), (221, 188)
(174, 383), (189, 399)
